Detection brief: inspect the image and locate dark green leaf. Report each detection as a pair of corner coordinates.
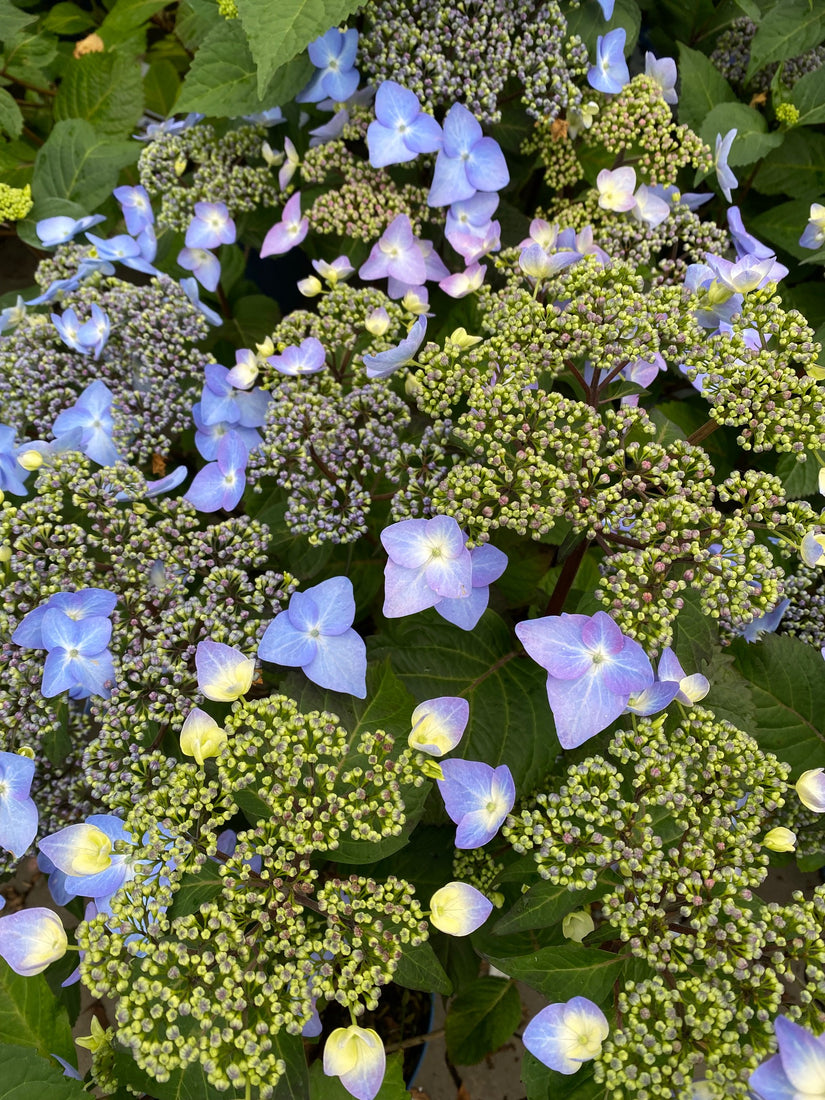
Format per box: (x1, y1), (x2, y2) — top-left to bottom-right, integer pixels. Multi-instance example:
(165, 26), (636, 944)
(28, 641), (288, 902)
(143, 58), (181, 117)
(432, 933), (481, 994)
(0, 961), (74, 1062)
(776, 451), (821, 499)
(270, 1033), (310, 1100)
(0, 1), (36, 41)
(42, 3), (95, 34)
(393, 939), (452, 995)
(444, 977), (522, 1064)
(308, 1053), (407, 1099)
(175, 19), (313, 117)
(54, 52), (144, 137)
(42, 698), (72, 767)
(494, 874), (618, 937)
(790, 64), (825, 125)
(370, 611), (558, 790)
(565, 0), (640, 54)
(676, 42), (737, 131)
(749, 199), (818, 261)
(175, 0), (221, 51)
(32, 119), (138, 209)
(728, 633), (825, 774)
(523, 1051), (602, 1100)
(235, 0), (367, 98)
(0, 1044), (86, 1099)
(167, 866), (223, 919)
(0, 87), (22, 139)
(98, 0), (170, 46)
(746, 0), (825, 80)
(482, 946), (624, 1004)
(754, 129), (825, 199)
(2, 29), (58, 85)
(699, 102), (783, 168)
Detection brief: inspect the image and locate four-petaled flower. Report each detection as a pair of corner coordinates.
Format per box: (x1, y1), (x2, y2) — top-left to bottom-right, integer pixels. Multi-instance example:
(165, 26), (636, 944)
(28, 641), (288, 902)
(437, 758), (515, 848)
(524, 997), (610, 1075)
(516, 611), (654, 748)
(428, 103), (509, 207)
(381, 515), (473, 617)
(258, 576), (367, 697)
(297, 28), (360, 104)
(587, 28), (629, 95)
(323, 1024), (385, 1100)
(368, 81), (442, 167)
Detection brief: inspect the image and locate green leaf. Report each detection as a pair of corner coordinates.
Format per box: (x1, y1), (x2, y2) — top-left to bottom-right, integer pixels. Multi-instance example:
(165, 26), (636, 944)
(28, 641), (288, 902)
(699, 102), (783, 168)
(393, 939), (452, 995)
(98, 0), (170, 46)
(0, 87), (22, 139)
(175, 0), (221, 51)
(728, 633), (825, 775)
(483, 945), (624, 1004)
(746, 0), (825, 81)
(229, 294), (283, 347)
(370, 611), (558, 790)
(676, 42), (737, 132)
(42, 698), (73, 766)
(523, 1051), (601, 1100)
(54, 52), (144, 137)
(565, 0), (640, 55)
(2, 29), (58, 85)
(175, 18), (313, 117)
(444, 977), (522, 1064)
(776, 451), (821, 499)
(790, 64), (825, 125)
(31, 118), (138, 209)
(167, 866), (223, 919)
(0, 1044), (86, 1099)
(0, 1), (36, 41)
(112, 1045), (227, 1100)
(0, 960), (75, 1062)
(42, 3), (96, 34)
(308, 1053), (407, 1099)
(494, 874), (619, 937)
(749, 198), (818, 261)
(143, 58), (181, 117)
(235, 0), (367, 98)
(754, 129), (825, 199)
(270, 1033), (310, 1100)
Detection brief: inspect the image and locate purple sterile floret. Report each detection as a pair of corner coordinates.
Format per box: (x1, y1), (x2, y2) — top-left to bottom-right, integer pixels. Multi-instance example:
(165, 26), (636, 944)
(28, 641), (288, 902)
(367, 81), (442, 167)
(437, 759), (515, 848)
(257, 576), (367, 697)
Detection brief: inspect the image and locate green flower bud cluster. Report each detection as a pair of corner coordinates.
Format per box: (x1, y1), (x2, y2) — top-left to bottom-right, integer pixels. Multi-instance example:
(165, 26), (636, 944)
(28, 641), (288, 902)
(401, 257), (821, 648)
(453, 847), (504, 895)
(596, 973), (782, 1099)
(358, 0), (587, 124)
(300, 140), (430, 242)
(505, 710), (825, 1093)
(138, 122), (281, 233)
(219, 694), (424, 853)
(76, 697), (427, 1097)
(681, 290), (825, 453)
(521, 120), (584, 190)
(0, 182), (32, 222)
(217, 0), (238, 16)
(0, 270), (210, 465)
(505, 708), (787, 936)
(586, 75), (713, 184)
(0, 455), (297, 855)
